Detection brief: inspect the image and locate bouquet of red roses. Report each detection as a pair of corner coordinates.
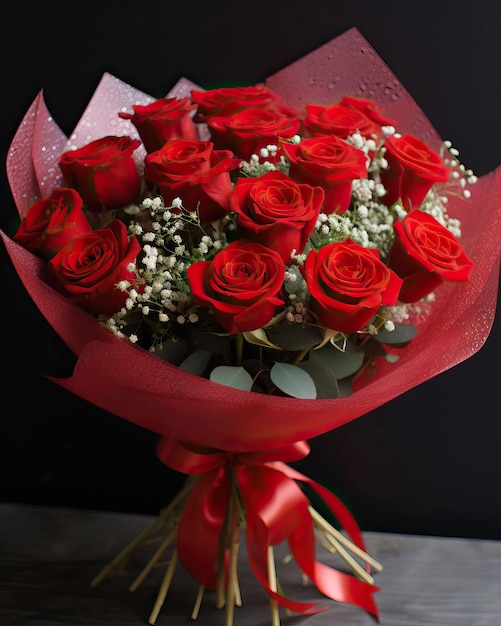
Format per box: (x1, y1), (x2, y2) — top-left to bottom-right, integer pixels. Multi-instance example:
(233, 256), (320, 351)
(2, 28), (500, 625)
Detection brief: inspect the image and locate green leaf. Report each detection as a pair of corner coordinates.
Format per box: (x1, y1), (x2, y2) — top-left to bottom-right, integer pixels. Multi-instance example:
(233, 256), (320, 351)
(338, 378), (354, 398)
(270, 362), (317, 399)
(179, 349), (211, 375)
(209, 366), (254, 391)
(267, 322), (323, 351)
(309, 340), (364, 379)
(298, 361), (341, 399)
(375, 323), (418, 346)
(195, 333), (232, 358)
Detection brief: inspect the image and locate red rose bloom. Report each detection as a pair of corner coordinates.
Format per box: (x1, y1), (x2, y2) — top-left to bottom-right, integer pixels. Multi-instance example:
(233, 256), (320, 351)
(302, 239), (403, 333)
(206, 107), (301, 162)
(191, 84), (297, 122)
(387, 209), (475, 303)
(303, 99), (392, 141)
(336, 96), (397, 128)
(118, 97), (198, 153)
(282, 135), (367, 214)
(186, 240), (285, 334)
(47, 219), (142, 316)
(59, 135), (142, 213)
(379, 134), (450, 210)
(230, 170), (324, 263)
(144, 139), (240, 222)
(13, 187), (91, 260)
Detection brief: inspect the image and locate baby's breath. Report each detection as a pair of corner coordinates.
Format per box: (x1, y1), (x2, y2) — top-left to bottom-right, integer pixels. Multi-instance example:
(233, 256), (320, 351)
(110, 196), (227, 349)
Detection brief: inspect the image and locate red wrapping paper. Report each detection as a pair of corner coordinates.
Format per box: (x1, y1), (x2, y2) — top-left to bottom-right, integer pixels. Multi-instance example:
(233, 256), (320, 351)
(2, 27), (500, 454)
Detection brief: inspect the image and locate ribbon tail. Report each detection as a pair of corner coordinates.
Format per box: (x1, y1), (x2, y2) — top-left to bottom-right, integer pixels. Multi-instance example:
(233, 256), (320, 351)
(240, 465), (325, 614)
(176, 469), (230, 589)
(288, 517), (380, 620)
(239, 462), (380, 619)
(245, 520), (326, 615)
(278, 462), (369, 559)
(278, 462), (380, 620)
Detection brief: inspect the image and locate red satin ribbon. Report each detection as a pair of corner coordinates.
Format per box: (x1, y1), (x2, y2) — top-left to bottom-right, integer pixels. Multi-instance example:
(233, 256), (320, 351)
(156, 437), (379, 619)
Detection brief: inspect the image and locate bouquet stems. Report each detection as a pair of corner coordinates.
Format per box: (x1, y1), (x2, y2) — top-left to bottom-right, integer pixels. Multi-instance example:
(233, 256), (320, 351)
(91, 475), (382, 626)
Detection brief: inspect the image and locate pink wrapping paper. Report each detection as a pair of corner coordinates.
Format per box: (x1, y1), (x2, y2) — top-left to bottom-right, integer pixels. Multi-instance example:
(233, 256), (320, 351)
(3, 28), (500, 453)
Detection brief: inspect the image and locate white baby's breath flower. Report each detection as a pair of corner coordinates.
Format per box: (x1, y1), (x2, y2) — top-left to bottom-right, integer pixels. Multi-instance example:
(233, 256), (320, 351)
(116, 280), (130, 291)
(130, 223), (143, 235)
(381, 125), (396, 137)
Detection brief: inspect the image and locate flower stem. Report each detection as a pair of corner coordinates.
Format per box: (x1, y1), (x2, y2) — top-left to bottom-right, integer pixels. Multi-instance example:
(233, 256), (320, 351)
(235, 332), (244, 366)
(292, 348), (310, 365)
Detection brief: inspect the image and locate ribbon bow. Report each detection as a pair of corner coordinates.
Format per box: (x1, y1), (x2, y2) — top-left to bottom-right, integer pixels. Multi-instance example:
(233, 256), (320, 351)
(156, 437), (379, 619)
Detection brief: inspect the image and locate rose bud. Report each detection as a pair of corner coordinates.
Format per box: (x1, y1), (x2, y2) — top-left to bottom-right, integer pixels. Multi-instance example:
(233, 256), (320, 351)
(118, 97), (198, 153)
(59, 135), (142, 213)
(379, 134), (450, 210)
(13, 187), (91, 260)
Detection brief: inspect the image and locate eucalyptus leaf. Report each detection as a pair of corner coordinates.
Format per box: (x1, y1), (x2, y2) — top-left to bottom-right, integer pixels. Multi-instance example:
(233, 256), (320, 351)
(309, 340), (364, 379)
(337, 378), (354, 398)
(195, 333), (232, 357)
(210, 365), (254, 391)
(270, 362), (317, 399)
(375, 323), (418, 346)
(179, 349), (211, 375)
(267, 322), (323, 351)
(298, 361), (341, 399)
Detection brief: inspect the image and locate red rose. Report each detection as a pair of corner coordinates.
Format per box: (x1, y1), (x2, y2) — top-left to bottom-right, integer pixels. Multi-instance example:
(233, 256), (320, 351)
(229, 170), (324, 263)
(282, 135), (367, 214)
(206, 107), (301, 161)
(387, 209), (474, 303)
(303, 97), (393, 140)
(379, 134), (450, 210)
(59, 135), (142, 213)
(13, 187), (91, 260)
(47, 219), (142, 316)
(336, 96), (397, 128)
(302, 239), (403, 333)
(144, 139), (240, 222)
(186, 240), (285, 334)
(191, 84), (297, 122)
(118, 97), (198, 153)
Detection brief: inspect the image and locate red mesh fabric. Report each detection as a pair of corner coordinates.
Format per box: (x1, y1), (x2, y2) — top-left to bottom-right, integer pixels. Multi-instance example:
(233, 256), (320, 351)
(3, 28), (500, 452)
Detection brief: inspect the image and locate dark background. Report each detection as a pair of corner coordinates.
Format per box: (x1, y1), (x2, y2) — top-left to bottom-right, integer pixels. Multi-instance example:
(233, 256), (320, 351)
(1, 1), (500, 539)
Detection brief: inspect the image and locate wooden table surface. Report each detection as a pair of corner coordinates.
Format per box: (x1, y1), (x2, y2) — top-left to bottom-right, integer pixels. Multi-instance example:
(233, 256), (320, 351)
(1, 502), (500, 626)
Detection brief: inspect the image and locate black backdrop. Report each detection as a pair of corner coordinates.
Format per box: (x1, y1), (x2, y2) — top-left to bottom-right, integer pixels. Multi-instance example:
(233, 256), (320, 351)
(1, 0), (500, 539)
